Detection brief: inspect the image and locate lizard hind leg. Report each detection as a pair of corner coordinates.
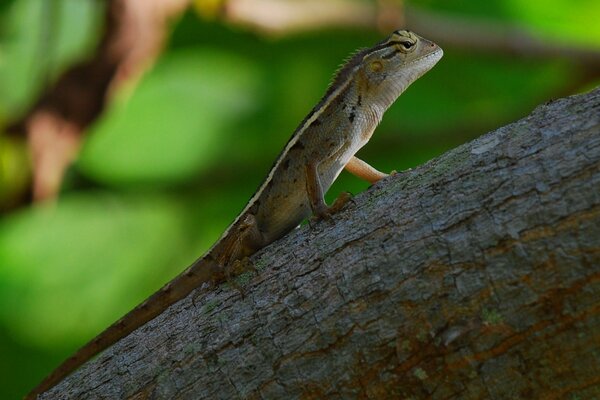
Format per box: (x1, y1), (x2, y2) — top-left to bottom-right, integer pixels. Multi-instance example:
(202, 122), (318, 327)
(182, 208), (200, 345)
(344, 156), (388, 184)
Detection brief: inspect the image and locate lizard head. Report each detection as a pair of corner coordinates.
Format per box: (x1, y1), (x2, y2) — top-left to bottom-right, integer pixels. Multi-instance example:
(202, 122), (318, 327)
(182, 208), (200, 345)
(358, 30), (443, 108)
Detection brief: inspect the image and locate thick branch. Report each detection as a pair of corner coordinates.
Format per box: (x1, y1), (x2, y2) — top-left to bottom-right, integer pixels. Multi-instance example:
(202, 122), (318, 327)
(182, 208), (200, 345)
(41, 87), (600, 399)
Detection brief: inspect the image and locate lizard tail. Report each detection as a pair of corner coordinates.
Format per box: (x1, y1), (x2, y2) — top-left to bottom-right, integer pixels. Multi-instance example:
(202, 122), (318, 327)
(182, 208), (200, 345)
(25, 254), (222, 400)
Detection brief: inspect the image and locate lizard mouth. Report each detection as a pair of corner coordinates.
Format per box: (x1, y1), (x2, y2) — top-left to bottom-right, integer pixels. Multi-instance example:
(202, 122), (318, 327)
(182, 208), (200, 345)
(404, 43), (444, 71)
(406, 46), (443, 68)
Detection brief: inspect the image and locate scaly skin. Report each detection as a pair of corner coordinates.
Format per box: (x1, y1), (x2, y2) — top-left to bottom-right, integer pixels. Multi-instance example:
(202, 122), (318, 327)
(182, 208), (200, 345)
(26, 30), (442, 399)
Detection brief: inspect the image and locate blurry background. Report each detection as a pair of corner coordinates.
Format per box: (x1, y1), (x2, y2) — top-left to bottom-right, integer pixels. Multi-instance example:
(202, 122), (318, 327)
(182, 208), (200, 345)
(0, 0), (599, 397)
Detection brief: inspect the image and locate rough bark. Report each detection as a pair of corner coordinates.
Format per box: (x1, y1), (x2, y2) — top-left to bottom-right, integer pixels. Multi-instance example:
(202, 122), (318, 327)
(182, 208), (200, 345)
(41, 87), (600, 399)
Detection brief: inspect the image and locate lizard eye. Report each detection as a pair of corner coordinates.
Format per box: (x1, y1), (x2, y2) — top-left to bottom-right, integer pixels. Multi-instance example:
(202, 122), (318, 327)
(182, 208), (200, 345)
(400, 41), (415, 50)
(369, 60), (383, 72)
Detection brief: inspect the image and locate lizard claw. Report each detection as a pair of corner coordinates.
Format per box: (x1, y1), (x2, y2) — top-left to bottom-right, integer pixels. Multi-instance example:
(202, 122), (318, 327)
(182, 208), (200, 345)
(391, 167), (413, 177)
(329, 191), (353, 213)
(339, 191), (353, 203)
(310, 200), (333, 222)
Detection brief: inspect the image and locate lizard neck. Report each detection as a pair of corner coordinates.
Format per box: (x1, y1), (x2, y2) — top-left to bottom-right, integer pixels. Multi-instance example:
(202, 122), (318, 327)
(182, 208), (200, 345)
(359, 72), (409, 118)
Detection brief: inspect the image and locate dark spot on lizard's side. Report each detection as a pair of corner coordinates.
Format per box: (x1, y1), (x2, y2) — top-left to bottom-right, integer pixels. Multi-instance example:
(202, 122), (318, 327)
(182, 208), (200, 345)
(282, 159), (290, 170)
(357, 94), (362, 106)
(293, 178), (298, 183)
(291, 141), (305, 151)
(260, 179), (274, 195)
(349, 112), (355, 123)
(248, 202), (259, 215)
(311, 119), (321, 127)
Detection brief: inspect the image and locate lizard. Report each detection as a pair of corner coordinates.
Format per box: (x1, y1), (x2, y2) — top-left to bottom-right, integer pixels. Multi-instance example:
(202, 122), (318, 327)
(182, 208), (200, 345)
(26, 29), (442, 399)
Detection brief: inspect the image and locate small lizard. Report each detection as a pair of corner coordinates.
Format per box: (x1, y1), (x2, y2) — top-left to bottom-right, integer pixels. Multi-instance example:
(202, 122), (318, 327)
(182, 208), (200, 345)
(27, 29), (442, 399)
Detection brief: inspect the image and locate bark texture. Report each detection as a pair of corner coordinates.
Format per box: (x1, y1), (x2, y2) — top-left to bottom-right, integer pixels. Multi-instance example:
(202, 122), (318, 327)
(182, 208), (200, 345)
(41, 87), (600, 399)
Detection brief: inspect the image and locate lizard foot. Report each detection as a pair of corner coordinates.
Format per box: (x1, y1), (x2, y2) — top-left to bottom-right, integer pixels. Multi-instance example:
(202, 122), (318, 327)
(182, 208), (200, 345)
(310, 192), (353, 224)
(232, 256), (258, 275)
(390, 167), (413, 177)
(226, 257), (258, 297)
(329, 191), (353, 214)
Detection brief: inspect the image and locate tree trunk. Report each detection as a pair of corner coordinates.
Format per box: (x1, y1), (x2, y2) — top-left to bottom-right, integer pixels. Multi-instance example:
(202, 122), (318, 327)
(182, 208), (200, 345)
(41, 87), (600, 400)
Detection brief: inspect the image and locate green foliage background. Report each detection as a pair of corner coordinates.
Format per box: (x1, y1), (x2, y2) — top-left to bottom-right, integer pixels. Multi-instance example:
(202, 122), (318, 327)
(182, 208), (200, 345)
(0, 0), (599, 397)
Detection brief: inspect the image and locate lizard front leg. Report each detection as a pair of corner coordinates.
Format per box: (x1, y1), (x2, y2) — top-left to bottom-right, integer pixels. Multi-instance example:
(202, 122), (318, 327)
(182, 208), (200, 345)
(305, 161), (352, 220)
(345, 156), (388, 184)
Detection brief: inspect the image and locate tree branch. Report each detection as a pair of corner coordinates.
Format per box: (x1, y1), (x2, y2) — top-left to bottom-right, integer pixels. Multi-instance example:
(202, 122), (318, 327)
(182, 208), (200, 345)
(40, 86), (600, 399)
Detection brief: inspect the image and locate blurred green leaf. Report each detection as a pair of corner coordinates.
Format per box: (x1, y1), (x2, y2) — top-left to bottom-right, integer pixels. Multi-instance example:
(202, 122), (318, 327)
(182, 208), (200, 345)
(78, 49), (261, 185)
(381, 52), (572, 135)
(0, 192), (192, 348)
(0, 136), (30, 206)
(502, 0), (600, 45)
(414, 0), (600, 46)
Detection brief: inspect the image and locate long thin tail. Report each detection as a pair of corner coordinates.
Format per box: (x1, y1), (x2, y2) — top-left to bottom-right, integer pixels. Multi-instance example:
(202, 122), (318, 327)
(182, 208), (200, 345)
(25, 254), (222, 399)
